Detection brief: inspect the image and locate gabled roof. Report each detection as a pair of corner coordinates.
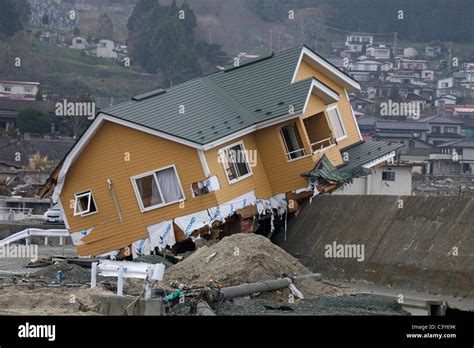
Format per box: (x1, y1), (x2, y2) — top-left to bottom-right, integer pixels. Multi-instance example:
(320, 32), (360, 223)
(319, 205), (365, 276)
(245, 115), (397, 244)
(104, 45), (351, 145)
(438, 139), (474, 148)
(338, 141), (404, 171)
(417, 115), (463, 125)
(376, 120), (428, 131)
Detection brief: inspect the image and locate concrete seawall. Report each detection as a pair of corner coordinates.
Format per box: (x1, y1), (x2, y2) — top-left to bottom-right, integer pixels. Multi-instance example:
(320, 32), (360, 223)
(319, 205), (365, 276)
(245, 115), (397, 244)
(274, 196), (474, 298)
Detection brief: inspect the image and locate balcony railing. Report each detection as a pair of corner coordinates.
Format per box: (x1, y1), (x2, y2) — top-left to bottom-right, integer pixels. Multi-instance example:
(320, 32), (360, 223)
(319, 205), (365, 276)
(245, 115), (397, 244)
(285, 148), (307, 161)
(310, 137), (334, 154)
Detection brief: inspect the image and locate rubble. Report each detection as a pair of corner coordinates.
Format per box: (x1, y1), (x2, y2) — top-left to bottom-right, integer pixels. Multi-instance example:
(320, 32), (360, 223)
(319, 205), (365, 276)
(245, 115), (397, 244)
(163, 233), (340, 300)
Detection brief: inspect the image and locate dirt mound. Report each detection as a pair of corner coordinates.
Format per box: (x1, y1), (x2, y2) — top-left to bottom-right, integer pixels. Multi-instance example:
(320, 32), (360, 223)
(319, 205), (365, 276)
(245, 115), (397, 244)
(0, 285), (108, 315)
(164, 233), (339, 299)
(29, 262), (91, 283)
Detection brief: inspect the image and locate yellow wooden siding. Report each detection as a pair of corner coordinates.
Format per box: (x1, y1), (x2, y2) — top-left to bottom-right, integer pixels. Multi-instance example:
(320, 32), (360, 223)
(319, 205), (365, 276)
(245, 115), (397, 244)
(296, 59), (361, 152)
(61, 121), (218, 256)
(204, 133), (273, 203)
(254, 120), (314, 195)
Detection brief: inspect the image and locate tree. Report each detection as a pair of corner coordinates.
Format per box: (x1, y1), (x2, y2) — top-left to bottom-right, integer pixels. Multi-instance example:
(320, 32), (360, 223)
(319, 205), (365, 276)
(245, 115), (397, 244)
(389, 87), (400, 101)
(0, 0), (30, 41)
(17, 109), (50, 134)
(28, 152), (50, 172)
(42, 13), (49, 26)
(73, 26), (80, 36)
(128, 0), (222, 86)
(97, 13), (114, 39)
(62, 88), (94, 139)
(35, 89), (43, 101)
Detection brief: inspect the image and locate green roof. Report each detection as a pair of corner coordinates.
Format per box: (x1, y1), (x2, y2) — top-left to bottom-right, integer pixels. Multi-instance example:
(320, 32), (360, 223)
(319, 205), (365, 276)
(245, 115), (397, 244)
(301, 141), (403, 185)
(339, 141), (404, 172)
(102, 45), (342, 145)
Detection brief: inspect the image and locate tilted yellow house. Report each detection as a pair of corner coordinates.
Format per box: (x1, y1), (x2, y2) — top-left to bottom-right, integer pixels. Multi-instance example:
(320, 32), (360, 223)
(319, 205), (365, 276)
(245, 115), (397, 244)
(41, 45), (400, 257)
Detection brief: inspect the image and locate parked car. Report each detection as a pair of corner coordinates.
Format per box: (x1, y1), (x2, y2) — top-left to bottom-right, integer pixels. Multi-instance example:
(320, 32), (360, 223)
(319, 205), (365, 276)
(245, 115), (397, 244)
(43, 208), (64, 224)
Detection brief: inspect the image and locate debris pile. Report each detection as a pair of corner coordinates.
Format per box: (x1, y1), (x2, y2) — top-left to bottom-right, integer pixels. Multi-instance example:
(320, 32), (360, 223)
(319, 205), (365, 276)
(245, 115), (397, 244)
(29, 262), (92, 283)
(164, 233), (339, 300)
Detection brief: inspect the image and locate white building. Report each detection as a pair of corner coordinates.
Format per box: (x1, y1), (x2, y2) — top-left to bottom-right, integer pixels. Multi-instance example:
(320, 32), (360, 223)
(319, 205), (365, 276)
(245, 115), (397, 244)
(437, 77), (454, 89)
(0, 81), (40, 101)
(96, 39), (127, 59)
(70, 36), (89, 50)
(334, 164), (412, 196)
(366, 45), (391, 60)
(345, 33), (374, 53)
(403, 47), (418, 58)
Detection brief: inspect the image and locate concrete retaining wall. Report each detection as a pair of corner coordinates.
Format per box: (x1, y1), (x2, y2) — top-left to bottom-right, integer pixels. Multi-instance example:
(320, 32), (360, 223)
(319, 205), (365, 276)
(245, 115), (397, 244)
(274, 196), (474, 298)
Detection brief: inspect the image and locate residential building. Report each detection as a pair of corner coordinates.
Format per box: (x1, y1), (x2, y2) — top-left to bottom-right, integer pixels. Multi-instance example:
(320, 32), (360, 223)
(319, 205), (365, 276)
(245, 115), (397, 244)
(40, 45), (399, 257)
(70, 36), (89, 50)
(0, 81), (40, 101)
(403, 47), (418, 58)
(96, 39), (127, 59)
(345, 33), (374, 52)
(430, 139), (474, 174)
(366, 45), (391, 60)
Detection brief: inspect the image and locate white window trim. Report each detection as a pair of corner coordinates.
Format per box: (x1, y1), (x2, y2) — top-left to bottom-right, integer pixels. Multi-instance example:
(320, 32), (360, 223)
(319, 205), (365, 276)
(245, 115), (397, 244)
(218, 140), (253, 185)
(73, 190), (98, 217)
(279, 123), (308, 162)
(131, 164), (186, 213)
(326, 104), (348, 142)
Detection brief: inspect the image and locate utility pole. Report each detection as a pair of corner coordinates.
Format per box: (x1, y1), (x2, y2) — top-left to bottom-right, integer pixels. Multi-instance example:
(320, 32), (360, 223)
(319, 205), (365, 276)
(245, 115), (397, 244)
(269, 30), (273, 53)
(393, 32), (398, 57)
(448, 41), (452, 72)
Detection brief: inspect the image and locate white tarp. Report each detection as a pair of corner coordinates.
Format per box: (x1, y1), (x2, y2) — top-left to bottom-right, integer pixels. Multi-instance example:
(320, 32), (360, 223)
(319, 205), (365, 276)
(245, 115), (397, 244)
(174, 209), (211, 237)
(147, 220), (176, 251)
(70, 227), (93, 246)
(132, 237), (152, 258)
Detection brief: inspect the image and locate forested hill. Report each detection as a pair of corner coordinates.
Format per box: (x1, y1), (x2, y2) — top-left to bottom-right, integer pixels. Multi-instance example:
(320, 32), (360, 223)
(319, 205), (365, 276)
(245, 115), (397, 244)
(245, 0), (474, 42)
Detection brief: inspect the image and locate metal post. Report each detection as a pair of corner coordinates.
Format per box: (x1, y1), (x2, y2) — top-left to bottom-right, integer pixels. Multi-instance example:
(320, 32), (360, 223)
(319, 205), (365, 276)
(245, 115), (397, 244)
(117, 265), (124, 296)
(44, 236), (48, 246)
(91, 262), (98, 289)
(59, 237), (64, 246)
(144, 267), (153, 300)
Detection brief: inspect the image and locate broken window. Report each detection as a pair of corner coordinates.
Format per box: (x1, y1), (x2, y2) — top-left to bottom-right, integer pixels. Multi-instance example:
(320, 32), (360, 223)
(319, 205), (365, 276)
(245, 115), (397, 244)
(191, 176), (221, 197)
(382, 172), (396, 181)
(132, 165), (185, 212)
(280, 122), (306, 160)
(74, 190), (98, 216)
(326, 106), (347, 141)
(219, 142), (251, 184)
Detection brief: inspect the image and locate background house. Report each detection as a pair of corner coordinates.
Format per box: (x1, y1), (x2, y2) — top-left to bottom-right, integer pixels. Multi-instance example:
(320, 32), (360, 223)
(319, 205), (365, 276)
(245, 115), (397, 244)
(0, 81), (40, 101)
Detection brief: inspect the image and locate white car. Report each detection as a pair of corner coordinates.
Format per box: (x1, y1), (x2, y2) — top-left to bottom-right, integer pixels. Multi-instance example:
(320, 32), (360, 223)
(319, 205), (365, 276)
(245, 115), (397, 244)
(43, 208), (64, 224)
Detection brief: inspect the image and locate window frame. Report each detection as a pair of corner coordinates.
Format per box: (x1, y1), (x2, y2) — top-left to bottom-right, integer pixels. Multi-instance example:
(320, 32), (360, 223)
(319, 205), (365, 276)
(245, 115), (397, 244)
(73, 190), (98, 217)
(131, 164), (186, 213)
(218, 140), (253, 185)
(382, 171), (396, 182)
(279, 122), (308, 162)
(326, 105), (348, 142)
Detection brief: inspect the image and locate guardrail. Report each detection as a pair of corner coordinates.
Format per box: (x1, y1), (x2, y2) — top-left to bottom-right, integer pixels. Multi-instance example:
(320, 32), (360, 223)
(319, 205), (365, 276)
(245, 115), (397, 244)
(0, 228), (69, 247)
(92, 260), (166, 298)
(0, 207), (43, 221)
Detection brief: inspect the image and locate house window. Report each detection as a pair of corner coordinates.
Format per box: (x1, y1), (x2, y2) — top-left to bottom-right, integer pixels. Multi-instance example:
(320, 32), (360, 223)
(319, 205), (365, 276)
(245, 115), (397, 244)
(280, 122), (306, 160)
(432, 126), (441, 134)
(132, 165), (185, 212)
(24, 86), (33, 93)
(326, 106), (347, 141)
(219, 142), (252, 184)
(74, 190), (98, 216)
(445, 127), (457, 134)
(4, 87), (11, 92)
(382, 172), (396, 181)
